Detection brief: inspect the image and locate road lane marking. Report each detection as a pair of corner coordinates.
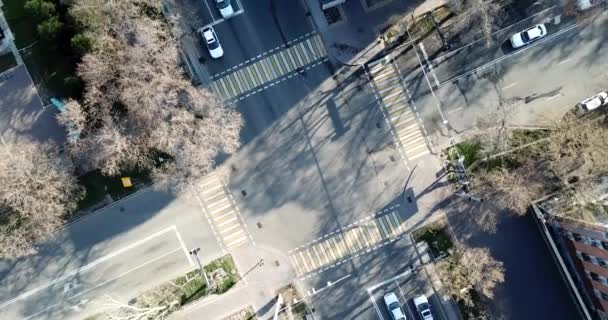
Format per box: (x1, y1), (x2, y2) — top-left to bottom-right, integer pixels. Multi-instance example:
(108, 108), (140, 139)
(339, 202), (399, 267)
(0, 226), (178, 310)
(546, 93), (563, 101)
(558, 58), (571, 65)
(502, 82), (518, 90)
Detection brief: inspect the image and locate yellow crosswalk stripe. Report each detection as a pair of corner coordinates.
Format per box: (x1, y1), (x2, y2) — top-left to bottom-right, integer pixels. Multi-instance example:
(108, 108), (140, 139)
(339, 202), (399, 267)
(270, 55), (283, 77)
(313, 35), (327, 56)
(297, 251), (312, 273)
(305, 249), (319, 270)
(261, 58), (277, 81)
(296, 42), (311, 65)
(276, 52), (289, 74)
(228, 73), (241, 96)
(354, 227), (371, 249)
(321, 240), (337, 263)
(359, 225), (377, 247)
(334, 233), (350, 256)
(350, 228), (366, 251)
(305, 38), (319, 60)
(317, 242), (332, 265)
(289, 255), (304, 275)
(377, 216), (390, 239)
(367, 223), (383, 244)
(250, 63), (263, 86)
(390, 211), (406, 234)
(213, 81), (227, 101)
(252, 62), (267, 83)
(279, 51), (293, 73)
(217, 78), (233, 99)
(327, 237), (343, 260)
(243, 66), (256, 88)
(383, 215), (397, 236)
(285, 47), (298, 70)
(343, 229), (360, 252)
(235, 69), (249, 91)
(290, 46), (304, 68)
(310, 245), (326, 267)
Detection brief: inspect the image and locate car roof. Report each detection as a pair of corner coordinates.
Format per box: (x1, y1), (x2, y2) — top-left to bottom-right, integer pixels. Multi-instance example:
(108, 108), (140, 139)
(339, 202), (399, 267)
(384, 292), (398, 304)
(203, 29), (215, 40)
(413, 295), (429, 305)
(391, 307), (406, 319)
(527, 26), (543, 38)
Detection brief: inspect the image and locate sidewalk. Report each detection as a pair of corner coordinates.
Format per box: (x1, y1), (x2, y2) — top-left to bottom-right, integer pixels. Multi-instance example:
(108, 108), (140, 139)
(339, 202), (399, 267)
(171, 244), (296, 320)
(302, 0), (447, 68)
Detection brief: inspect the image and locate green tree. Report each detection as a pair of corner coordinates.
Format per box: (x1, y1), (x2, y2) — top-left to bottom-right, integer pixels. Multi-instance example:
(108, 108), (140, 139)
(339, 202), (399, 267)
(71, 33), (95, 54)
(24, 0), (56, 21)
(37, 15), (64, 39)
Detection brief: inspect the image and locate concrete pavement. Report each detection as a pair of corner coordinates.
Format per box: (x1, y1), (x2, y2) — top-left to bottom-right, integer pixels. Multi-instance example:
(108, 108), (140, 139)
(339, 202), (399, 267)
(0, 189), (224, 320)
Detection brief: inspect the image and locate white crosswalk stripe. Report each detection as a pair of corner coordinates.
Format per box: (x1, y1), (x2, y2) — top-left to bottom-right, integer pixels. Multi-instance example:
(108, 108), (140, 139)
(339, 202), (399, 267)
(198, 173), (251, 250)
(288, 212), (407, 276)
(367, 60), (430, 161)
(212, 34), (328, 103)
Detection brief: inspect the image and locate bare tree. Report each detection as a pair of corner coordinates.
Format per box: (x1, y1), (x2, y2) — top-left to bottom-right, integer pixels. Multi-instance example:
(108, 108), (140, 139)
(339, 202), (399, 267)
(0, 139), (84, 258)
(448, 0), (506, 44)
(100, 295), (178, 320)
(68, 0), (243, 192)
(547, 113), (608, 181)
(439, 246), (505, 308)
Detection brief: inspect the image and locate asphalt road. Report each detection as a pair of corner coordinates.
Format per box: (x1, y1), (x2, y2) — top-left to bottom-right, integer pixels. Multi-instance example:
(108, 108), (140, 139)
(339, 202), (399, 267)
(0, 190), (223, 320)
(398, 6), (608, 135)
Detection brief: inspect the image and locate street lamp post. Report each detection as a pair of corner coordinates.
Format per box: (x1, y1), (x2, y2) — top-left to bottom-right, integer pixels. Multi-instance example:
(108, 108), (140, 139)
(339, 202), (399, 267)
(189, 248), (210, 288)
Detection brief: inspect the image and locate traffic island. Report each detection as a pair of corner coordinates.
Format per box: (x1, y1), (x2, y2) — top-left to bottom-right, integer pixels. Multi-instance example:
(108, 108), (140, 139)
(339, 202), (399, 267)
(275, 284), (312, 320)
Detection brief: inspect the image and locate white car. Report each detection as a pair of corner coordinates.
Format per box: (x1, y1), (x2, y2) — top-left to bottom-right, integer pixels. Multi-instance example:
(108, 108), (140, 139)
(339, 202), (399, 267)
(510, 24), (547, 48)
(413, 295), (434, 320)
(216, 0), (234, 18)
(383, 292), (407, 320)
(576, 92), (608, 115)
(201, 26), (223, 59)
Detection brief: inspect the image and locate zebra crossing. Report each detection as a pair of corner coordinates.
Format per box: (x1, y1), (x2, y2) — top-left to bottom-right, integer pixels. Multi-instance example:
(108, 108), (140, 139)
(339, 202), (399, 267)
(212, 34), (328, 104)
(198, 173), (252, 250)
(366, 58), (430, 161)
(288, 211), (407, 278)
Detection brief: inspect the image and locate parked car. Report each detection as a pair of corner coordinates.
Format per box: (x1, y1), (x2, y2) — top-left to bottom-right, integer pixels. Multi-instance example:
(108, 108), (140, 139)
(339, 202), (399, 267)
(413, 295), (434, 320)
(201, 26), (223, 59)
(576, 92), (608, 115)
(510, 24), (547, 48)
(215, 0), (235, 18)
(384, 292), (407, 320)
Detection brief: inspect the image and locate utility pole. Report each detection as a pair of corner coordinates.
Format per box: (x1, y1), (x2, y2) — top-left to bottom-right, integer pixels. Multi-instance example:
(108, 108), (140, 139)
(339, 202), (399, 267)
(189, 248), (210, 288)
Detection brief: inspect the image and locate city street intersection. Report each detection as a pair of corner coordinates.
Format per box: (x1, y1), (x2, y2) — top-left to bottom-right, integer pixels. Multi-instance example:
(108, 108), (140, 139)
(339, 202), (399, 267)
(1, 0), (604, 319)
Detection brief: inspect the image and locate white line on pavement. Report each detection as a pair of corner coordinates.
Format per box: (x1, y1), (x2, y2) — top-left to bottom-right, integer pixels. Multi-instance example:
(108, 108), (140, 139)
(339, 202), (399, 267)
(447, 106), (463, 114)
(23, 247), (184, 320)
(558, 58), (571, 65)
(502, 82), (518, 90)
(367, 269), (412, 292)
(368, 289), (386, 320)
(546, 93), (563, 101)
(0, 226), (177, 310)
(174, 227), (194, 267)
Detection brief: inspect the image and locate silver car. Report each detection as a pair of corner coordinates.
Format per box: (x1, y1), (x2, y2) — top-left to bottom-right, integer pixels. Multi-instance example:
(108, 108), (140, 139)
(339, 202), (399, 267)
(384, 292), (407, 320)
(201, 26), (223, 59)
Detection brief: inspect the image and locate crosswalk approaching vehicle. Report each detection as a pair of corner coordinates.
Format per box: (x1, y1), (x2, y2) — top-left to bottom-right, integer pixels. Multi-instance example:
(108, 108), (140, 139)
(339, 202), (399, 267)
(212, 34), (328, 103)
(288, 212), (407, 277)
(198, 173), (251, 250)
(367, 58), (429, 161)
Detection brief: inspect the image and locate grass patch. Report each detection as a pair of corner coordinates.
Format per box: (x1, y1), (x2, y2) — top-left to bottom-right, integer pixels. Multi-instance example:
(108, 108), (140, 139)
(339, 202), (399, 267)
(449, 142), (481, 168)
(478, 155), (521, 172)
(510, 129), (550, 148)
(179, 276), (207, 305)
(413, 222), (453, 258)
(3, 0), (83, 99)
(205, 255), (238, 294)
(77, 168), (152, 211)
(292, 301), (308, 315)
(0, 53), (17, 73)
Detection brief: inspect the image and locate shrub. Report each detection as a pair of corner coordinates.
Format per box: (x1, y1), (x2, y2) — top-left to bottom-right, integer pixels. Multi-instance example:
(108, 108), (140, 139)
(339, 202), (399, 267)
(37, 15), (64, 39)
(24, 0), (56, 21)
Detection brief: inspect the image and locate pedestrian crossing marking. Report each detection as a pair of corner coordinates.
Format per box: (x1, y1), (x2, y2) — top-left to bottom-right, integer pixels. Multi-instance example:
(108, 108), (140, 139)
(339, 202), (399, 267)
(288, 212), (407, 276)
(367, 60), (430, 161)
(212, 34), (327, 103)
(198, 173), (252, 250)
